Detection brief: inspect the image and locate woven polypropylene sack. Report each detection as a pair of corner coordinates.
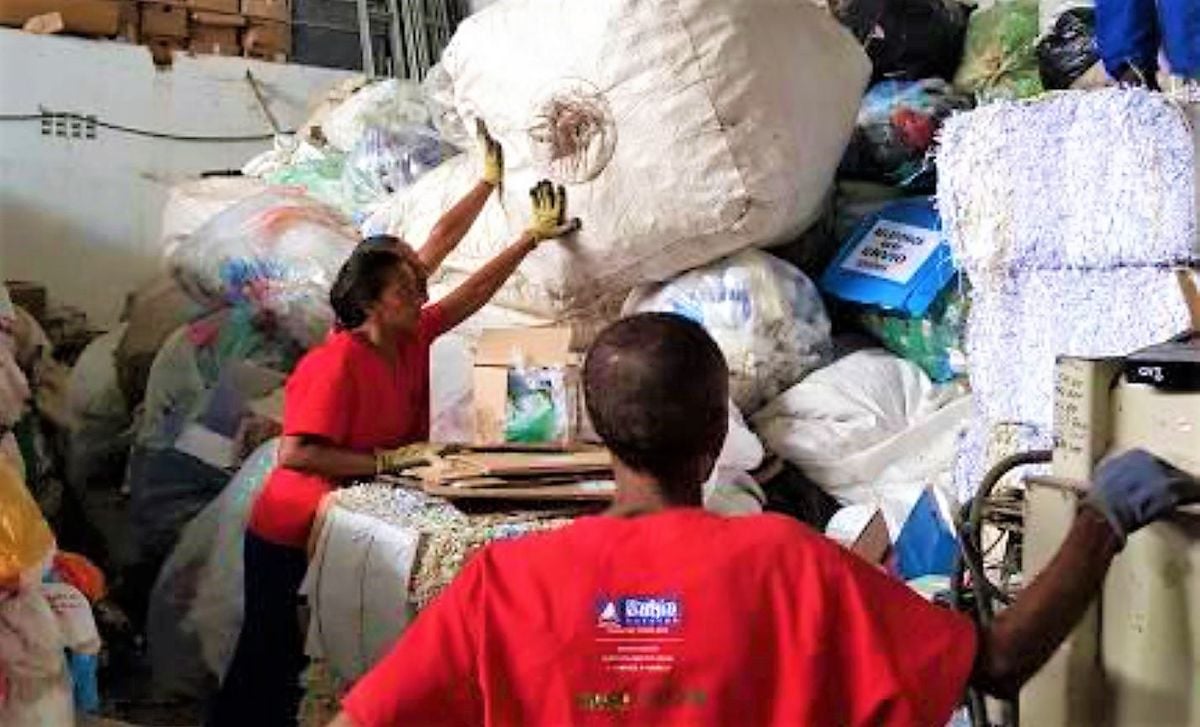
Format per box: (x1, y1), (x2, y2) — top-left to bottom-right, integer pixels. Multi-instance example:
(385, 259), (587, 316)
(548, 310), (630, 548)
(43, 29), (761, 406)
(375, 0), (869, 317)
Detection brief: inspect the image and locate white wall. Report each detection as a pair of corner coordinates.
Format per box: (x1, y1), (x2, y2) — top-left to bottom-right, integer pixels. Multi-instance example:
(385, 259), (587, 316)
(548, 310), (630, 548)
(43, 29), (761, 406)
(0, 29), (355, 327)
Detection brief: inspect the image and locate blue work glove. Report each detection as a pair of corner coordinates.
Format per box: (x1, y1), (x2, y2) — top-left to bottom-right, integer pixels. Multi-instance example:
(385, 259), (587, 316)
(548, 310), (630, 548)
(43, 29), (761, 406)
(1084, 448), (1200, 547)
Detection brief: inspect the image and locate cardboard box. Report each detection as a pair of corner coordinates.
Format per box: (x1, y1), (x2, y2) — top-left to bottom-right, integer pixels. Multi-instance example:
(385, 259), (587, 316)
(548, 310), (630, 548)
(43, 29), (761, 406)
(116, 0), (138, 41)
(849, 511), (893, 566)
(23, 11), (65, 33)
(473, 327), (584, 446)
(0, 0), (119, 35)
(189, 16), (239, 54)
(240, 0), (286, 21)
(139, 0), (186, 37)
(190, 8), (241, 25)
(242, 17), (288, 60)
(145, 34), (185, 64)
(187, 0), (234, 13)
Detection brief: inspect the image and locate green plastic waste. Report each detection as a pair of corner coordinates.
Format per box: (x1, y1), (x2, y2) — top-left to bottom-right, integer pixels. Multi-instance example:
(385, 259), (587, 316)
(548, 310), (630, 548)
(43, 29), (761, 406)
(504, 368), (567, 443)
(954, 0), (1044, 102)
(859, 285), (969, 383)
(266, 153), (357, 219)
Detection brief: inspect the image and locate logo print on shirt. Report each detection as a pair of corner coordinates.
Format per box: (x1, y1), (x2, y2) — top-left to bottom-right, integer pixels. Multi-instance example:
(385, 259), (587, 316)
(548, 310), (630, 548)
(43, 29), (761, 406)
(595, 596), (682, 629)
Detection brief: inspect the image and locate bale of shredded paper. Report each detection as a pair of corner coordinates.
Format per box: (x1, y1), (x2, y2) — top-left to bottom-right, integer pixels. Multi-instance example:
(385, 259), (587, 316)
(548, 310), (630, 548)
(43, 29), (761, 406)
(937, 88), (1199, 498)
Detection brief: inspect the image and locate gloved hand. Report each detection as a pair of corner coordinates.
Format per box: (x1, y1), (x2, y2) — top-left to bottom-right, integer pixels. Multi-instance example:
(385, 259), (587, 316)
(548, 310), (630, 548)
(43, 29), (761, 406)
(478, 119), (503, 188)
(526, 180), (582, 243)
(1083, 448), (1200, 546)
(375, 443), (445, 476)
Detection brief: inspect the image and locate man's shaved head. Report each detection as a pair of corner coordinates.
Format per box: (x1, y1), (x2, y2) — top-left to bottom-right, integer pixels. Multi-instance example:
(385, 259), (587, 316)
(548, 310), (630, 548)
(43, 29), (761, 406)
(584, 313), (728, 501)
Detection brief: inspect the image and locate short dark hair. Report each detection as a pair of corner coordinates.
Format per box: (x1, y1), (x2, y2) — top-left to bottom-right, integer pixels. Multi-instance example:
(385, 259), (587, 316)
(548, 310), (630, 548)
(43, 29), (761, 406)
(329, 244), (402, 329)
(584, 313), (728, 500)
(360, 234), (402, 250)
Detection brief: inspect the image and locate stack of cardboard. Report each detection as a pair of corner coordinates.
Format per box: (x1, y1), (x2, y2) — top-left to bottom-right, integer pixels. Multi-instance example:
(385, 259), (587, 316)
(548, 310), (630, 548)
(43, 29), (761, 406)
(0, 0), (289, 63)
(239, 0), (288, 61)
(405, 448), (616, 503)
(137, 0), (289, 63)
(0, 0), (122, 37)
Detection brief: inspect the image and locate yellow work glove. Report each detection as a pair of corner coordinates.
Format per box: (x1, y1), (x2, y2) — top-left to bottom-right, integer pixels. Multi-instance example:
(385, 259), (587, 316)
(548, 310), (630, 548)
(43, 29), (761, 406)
(477, 119), (503, 188)
(526, 180), (582, 243)
(374, 443), (444, 476)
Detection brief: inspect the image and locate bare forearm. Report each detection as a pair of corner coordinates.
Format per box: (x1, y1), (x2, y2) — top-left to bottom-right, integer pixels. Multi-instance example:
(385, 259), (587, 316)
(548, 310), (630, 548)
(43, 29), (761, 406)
(972, 506), (1119, 697)
(419, 180), (495, 273)
(438, 234), (536, 331)
(277, 436), (377, 480)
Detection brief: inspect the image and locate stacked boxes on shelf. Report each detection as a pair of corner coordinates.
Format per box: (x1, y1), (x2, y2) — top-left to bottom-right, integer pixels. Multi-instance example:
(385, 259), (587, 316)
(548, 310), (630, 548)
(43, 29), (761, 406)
(136, 0), (290, 64)
(240, 0), (288, 60)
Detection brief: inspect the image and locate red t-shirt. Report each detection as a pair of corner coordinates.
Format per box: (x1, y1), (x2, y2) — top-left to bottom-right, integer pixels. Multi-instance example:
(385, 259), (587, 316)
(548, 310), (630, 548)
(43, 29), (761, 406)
(343, 509), (977, 727)
(248, 305), (445, 548)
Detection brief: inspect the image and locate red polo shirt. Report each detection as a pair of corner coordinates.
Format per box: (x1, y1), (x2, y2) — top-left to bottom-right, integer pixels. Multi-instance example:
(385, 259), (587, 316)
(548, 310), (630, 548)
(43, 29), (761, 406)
(248, 305), (445, 548)
(343, 509), (977, 726)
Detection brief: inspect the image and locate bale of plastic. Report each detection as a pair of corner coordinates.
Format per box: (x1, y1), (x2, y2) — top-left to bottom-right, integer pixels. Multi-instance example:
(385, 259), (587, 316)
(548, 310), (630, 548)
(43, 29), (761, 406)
(166, 190), (360, 348)
(264, 149), (356, 220)
(342, 125), (446, 210)
(147, 439), (276, 698)
(159, 176), (269, 253)
(322, 79), (431, 153)
(624, 250), (833, 415)
(954, 0), (1044, 102)
(839, 79), (973, 191)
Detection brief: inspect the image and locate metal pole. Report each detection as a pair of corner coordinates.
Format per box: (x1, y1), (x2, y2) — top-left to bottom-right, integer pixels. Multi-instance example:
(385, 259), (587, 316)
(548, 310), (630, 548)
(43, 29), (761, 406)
(244, 70), (282, 135)
(385, 0), (404, 78)
(401, 0), (420, 79)
(356, 0), (376, 77)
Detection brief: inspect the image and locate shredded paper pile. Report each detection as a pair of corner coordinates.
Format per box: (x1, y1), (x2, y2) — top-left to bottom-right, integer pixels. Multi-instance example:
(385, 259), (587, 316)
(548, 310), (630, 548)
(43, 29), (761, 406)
(937, 88), (1199, 497)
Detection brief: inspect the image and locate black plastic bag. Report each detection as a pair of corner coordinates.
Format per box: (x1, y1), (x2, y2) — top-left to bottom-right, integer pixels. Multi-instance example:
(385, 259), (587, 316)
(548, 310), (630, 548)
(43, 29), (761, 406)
(1037, 8), (1099, 90)
(833, 0), (972, 82)
(839, 78), (973, 192)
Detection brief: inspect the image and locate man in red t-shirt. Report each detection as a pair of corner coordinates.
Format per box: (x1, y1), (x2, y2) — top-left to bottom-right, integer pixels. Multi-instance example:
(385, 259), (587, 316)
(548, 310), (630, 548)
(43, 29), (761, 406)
(330, 313), (1199, 727)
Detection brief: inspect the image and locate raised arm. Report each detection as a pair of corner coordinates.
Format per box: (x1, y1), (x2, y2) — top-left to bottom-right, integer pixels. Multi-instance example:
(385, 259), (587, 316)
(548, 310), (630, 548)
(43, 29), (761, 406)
(971, 449), (1200, 697)
(417, 120), (504, 274)
(436, 180), (581, 333)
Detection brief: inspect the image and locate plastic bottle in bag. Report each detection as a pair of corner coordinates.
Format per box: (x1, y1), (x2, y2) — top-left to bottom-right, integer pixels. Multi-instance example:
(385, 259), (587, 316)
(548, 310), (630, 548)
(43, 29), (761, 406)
(342, 125), (445, 210)
(624, 250), (833, 415)
(266, 150), (357, 220)
(323, 79), (432, 153)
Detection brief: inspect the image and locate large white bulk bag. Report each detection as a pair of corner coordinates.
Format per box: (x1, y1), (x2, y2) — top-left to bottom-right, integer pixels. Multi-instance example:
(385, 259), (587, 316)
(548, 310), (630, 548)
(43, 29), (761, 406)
(159, 177), (268, 252)
(752, 349), (971, 508)
(372, 0), (869, 316)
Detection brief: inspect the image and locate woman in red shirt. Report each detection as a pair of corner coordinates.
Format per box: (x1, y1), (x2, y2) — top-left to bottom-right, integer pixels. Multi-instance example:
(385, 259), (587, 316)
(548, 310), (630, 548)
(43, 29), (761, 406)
(209, 126), (580, 726)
